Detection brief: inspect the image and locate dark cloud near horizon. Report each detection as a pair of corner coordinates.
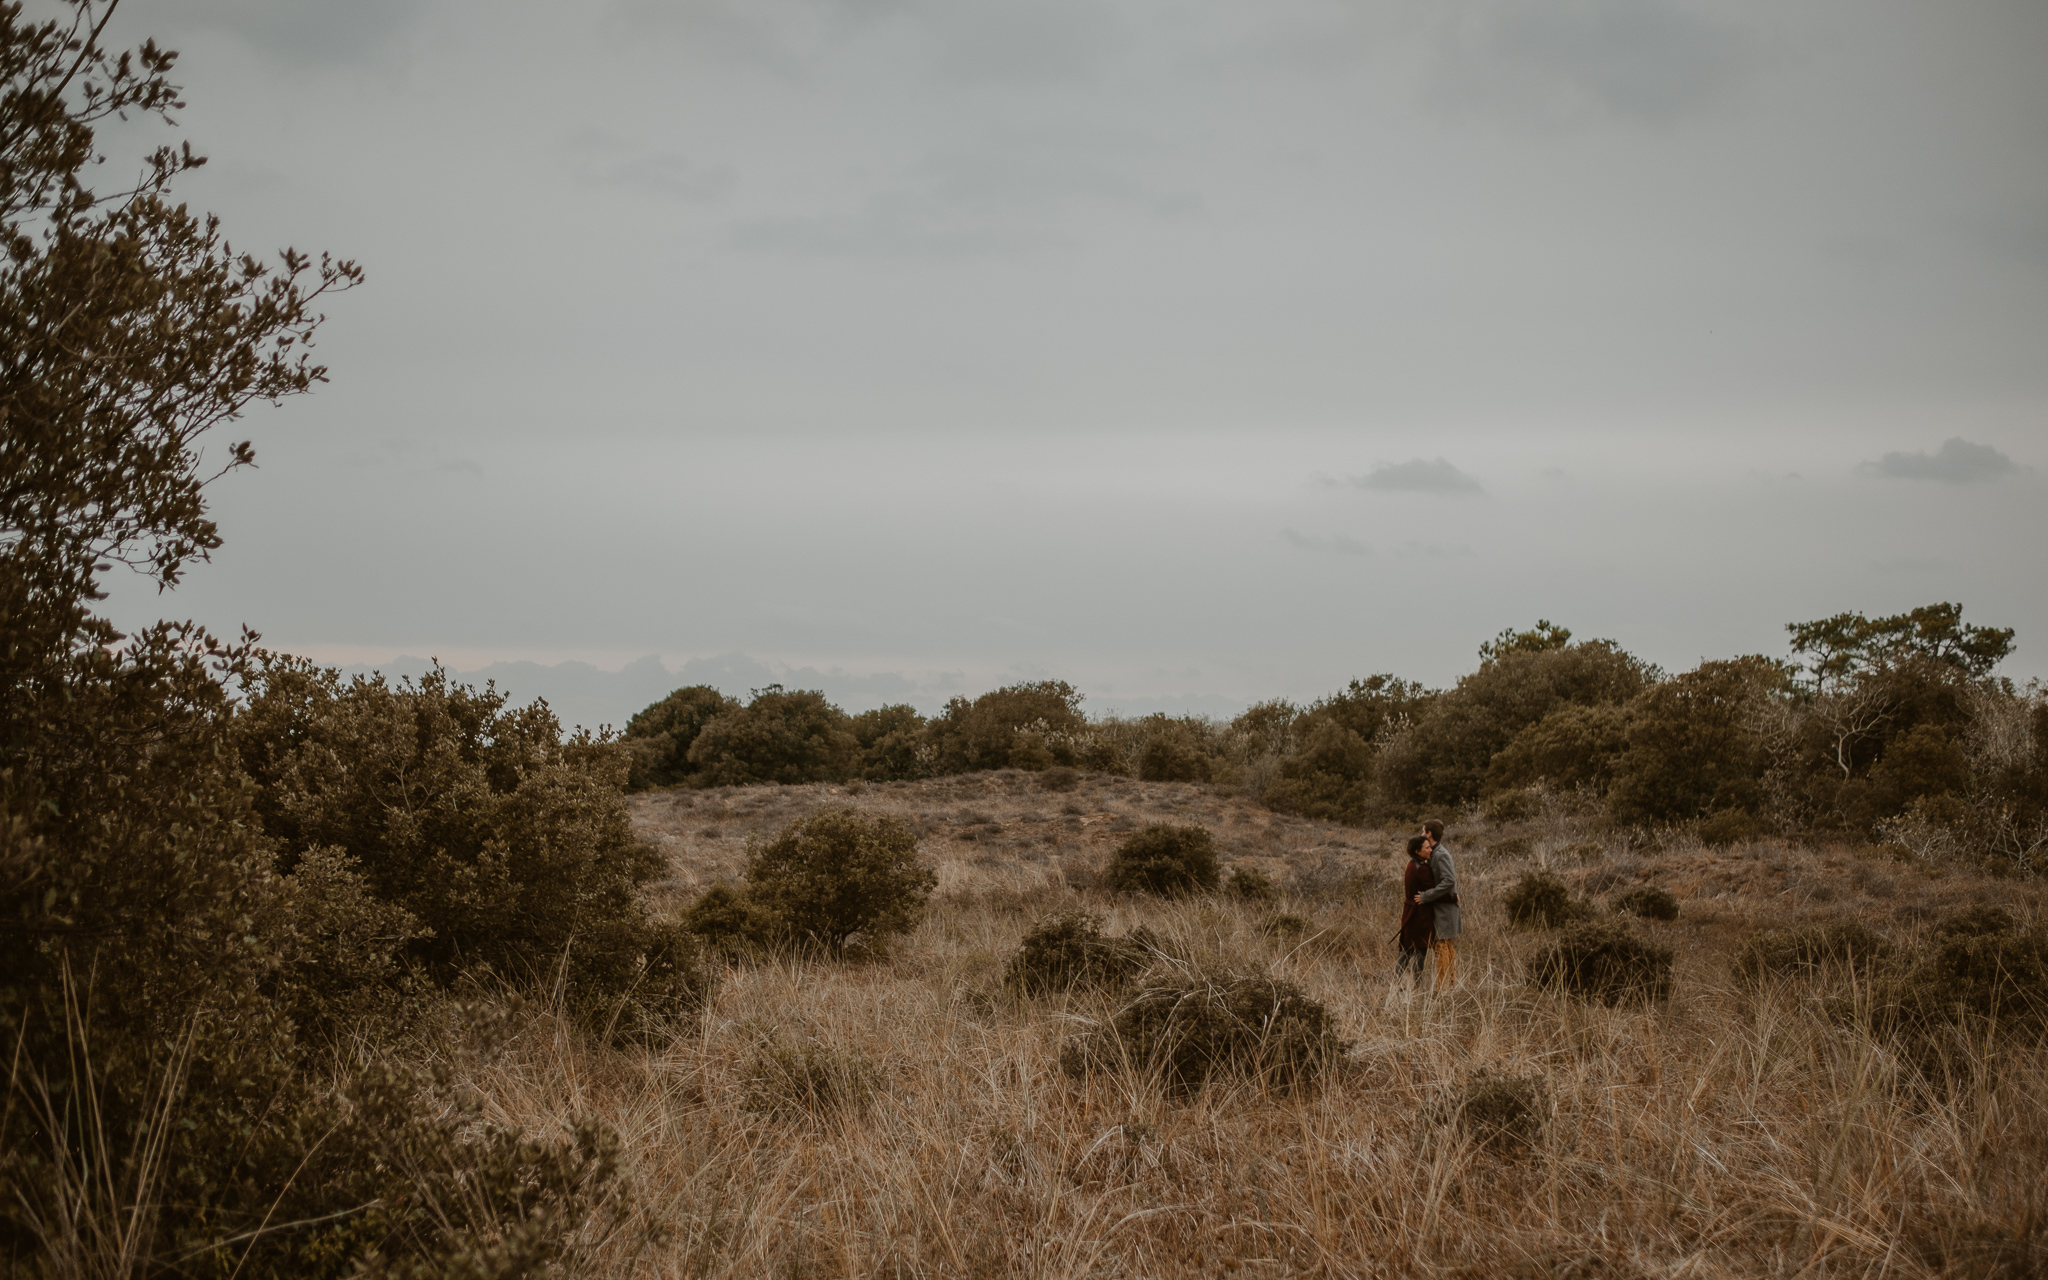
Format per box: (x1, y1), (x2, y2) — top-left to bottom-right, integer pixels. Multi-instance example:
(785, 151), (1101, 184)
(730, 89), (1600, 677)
(1355, 458), (1486, 495)
(1862, 438), (2020, 484)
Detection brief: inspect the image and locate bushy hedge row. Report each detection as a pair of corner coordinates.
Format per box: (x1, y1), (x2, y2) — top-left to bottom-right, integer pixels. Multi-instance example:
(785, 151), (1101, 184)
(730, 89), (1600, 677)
(633, 605), (2048, 869)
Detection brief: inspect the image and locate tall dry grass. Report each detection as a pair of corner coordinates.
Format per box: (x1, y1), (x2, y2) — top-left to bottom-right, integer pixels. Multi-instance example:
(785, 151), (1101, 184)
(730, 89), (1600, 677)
(456, 786), (2048, 1279)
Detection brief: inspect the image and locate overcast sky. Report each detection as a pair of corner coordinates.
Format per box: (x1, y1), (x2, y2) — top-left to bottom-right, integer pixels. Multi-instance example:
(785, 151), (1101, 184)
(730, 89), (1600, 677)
(95, 0), (2048, 729)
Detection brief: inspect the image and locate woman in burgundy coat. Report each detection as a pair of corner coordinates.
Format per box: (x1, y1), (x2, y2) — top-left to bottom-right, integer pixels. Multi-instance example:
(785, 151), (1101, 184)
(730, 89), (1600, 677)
(1394, 835), (1436, 984)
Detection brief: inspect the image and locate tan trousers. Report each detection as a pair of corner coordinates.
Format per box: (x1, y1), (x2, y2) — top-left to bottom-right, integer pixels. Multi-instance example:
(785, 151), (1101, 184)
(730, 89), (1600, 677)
(1433, 939), (1458, 988)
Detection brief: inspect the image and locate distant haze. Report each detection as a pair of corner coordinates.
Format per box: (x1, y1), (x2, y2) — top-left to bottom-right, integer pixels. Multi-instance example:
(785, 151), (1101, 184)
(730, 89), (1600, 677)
(95, 0), (2048, 728)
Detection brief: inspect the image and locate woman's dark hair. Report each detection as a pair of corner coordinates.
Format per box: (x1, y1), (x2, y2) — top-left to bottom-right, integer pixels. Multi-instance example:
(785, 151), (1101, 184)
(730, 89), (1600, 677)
(1407, 835), (1427, 856)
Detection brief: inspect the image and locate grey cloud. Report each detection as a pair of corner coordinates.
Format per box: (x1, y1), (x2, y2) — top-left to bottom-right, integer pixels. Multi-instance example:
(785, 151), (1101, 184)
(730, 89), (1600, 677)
(342, 440), (483, 476)
(1280, 528), (1371, 555)
(152, 0), (426, 66)
(1355, 458), (1485, 495)
(568, 135), (738, 201)
(1426, 0), (1743, 126)
(730, 201), (1065, 259)
(1861, 438), (2020, 484)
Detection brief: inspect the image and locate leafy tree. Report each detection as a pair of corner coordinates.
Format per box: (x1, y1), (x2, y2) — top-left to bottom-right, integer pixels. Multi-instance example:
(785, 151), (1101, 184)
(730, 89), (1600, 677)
(687, 684), (857, 785)
(622, 684), (739, 789)
(1484, 702), (1631, 796)
(923, 680), (1088, 773)
(743, 808), (935, 950)
(851, 702), (927, 780)
(1607, 656), (1793, 824)
(1787, 602), (2014, 691)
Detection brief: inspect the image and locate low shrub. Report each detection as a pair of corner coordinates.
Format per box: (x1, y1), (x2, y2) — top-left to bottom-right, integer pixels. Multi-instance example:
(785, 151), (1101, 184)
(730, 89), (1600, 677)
(621, 684), (739, 790)
(1061, 970), (1348, 1095)
(1039, 765), (1082, 792)
(1102, 824), (1221, 896)
(683, 883), (778, 958)
(1484, 788), (1541, 823)
(740, 1041), (881, 1119)
(1502, 870), (1591, 929)
(1488, 835), (1534, 859)
(1562, 841), (1605, 861)
(1527, 919), (1674, 1004)
(1435, 1070), (1548, 1151)
(688, 685), (857, 786)
(1226, 865), (1280, 903)
(1698, 808), (1764, 847)
(1612, 885), (1681, 921)
(1733, 920), (1892, 986)
(1003, 912), (1153, 995)
(1933, 904), (2018, 942)
(744, 808), (936, 952)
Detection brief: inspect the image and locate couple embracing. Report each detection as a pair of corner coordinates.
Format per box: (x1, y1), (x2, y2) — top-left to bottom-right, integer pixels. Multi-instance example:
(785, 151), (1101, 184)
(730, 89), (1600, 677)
(1395, 819), (1459, 989)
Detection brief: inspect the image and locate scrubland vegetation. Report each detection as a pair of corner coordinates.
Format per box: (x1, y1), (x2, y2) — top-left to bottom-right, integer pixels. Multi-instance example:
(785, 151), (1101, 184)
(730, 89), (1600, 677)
(7, 5), (2048, 1276)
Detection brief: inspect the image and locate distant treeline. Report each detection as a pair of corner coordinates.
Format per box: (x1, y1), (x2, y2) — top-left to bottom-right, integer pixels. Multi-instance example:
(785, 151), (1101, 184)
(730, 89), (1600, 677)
(623, 603), (2048, 871)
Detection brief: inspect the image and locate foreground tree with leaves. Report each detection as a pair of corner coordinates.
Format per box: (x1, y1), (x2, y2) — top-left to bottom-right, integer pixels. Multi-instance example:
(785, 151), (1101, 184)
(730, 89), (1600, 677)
(1, 5), (636, 1272)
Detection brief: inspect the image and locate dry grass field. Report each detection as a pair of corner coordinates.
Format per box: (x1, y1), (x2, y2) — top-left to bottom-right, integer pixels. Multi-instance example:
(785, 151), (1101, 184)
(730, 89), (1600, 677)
(462, 772), (2048, 1279)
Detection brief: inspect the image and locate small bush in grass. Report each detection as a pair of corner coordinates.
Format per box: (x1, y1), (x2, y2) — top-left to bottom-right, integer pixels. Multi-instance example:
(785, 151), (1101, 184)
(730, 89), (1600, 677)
(744, 808), (936, 952)
(1933, 904), (2017, 942)
(1003, 912), (1153, 995)
(683, 883), (778, 958)
(1261, 912), (1312, 941)
(606, 920), (714, 1045)
(1698, 808), (1764, 847)
(1103, 824), (1221, 896)
(1562, 841), (1604, 861)
(740, 1041), (881, 1119)
(1484, 788), (1540, 823)
(1226, 865), (1279, 903)
(1612, 885), (1680, 921)
(1488, 835), (1534, 859)
(1503, 870), (1591, 929)
(1734, 920), (1892, 985)
(1061, 970), (1348, 1095)
(1433, 1070), (1548, 1152)
(1039, 765), (1082, 792)
(1528, 919), (1674, 1004)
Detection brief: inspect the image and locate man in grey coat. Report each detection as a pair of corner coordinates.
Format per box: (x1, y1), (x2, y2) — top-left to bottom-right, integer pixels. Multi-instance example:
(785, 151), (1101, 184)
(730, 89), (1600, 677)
(1411, 819), (1460, 988)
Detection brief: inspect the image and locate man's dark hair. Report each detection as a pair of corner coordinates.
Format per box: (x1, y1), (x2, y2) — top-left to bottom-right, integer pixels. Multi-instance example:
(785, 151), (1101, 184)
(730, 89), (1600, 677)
(1407, 835), (1427, 856)
(1424, 820), (1445, 842)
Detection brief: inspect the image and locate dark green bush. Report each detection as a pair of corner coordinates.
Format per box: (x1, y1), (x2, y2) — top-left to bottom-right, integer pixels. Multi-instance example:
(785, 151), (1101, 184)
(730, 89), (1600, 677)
(1135, 716), (1216, 782)
(1103, 824), (1222, 896)
(744, 808), (936, 951)
(1436, 1070), (1548, 1151)
(1607, 657), (1791, 826)
(1502, 870), (1591, 929)
(1697, 808), (1765, 847)
(1226, 865), (1280, 903)
(1261, 912), (1313, 941)
(1612, 885), (1681, 921)
(1734, 920), (1893, 985)
(1002, 912), (1153, 995)
(622, 684), (740, 790)
(740, 1041), (881, 1119)
(1932, 904), (2017, 942)
(851, 703), (928, 781)
(1861, 922), (2048, 1077)
(1527, 919), (1674, 1004)
(1061, 971), (1348, 1095)
(1039, 765), (1082, 792)
(1485, 703), (1631, 796)
(687, 685), (857, 786)
(923, 681), (1089, 774)
(683, 882), (778, 958)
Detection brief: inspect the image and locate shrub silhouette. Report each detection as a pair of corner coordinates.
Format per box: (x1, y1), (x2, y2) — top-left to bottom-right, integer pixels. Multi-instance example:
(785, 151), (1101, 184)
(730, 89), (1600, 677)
(1437, 1070), (1548, 1151)
(1608, 657), (1791, 825)
(1862, 920), (2048, 1076)
(740, 1041), (881, 1119)
(1103, 824), (1222, 895)
(1932, 904), (2017, 942)
(744, 808), (936, 951)
(1135, 716), (1216, 782)
(1485, 703), (1631, 797)
(1003, 912), (1153, 995)
(1697, 809), (1765, 847)
(688, 685), (857, 786)
(1613, 885), (1681, 921)
(1502, 870), (1591, 929)
(622, 684), (740, 790)
(1733, 920), (1892, 986)
(1527, 919), (1674, 1004)
(1061, 970), (1347, 1095)
(1226, 865), (1280, 903)
(1039, 765), (1082, 792)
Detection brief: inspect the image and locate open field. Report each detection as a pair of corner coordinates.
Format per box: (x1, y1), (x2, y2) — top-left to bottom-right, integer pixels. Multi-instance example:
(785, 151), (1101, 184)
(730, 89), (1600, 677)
(463, 772), (2046, 1278)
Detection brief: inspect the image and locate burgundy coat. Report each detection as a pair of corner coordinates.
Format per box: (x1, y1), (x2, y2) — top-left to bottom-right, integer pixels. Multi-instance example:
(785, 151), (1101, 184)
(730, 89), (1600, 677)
(1397, 855), (1437, 950)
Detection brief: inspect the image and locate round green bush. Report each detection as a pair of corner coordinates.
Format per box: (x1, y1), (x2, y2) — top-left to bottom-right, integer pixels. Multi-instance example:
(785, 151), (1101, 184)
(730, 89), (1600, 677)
(1003, 912), (1153, 995)
(1527, 919), (1674, 1004)
(1102, 824), (1221, 896)
(1502, 869), (1590, 929)
(683, 882), (777, 958)
(1061, 971), (1348, 1095)
(743, 808), (936, 952)
(1226, 864), (1280, 903)
(1612, 885), (1681, 922)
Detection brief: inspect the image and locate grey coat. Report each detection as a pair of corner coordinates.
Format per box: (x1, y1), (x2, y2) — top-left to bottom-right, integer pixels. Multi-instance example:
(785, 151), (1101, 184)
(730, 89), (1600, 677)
(1417, 846), (1462, 940)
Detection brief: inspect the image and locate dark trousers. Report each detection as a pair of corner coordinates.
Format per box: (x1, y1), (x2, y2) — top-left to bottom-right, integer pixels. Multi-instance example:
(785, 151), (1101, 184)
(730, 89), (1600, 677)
(1396, 945), (1431, 984)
